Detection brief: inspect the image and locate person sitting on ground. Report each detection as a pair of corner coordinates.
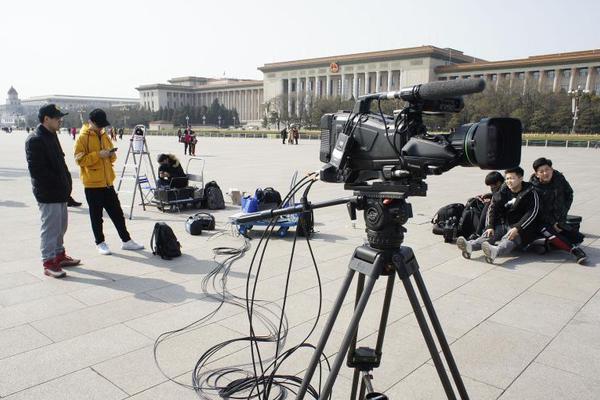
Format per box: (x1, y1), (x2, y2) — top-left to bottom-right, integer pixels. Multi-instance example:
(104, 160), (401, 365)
(157, 153), (188, 188)
(530, 157), (586, 264)
(457, 166), (539, 263)
(473, 171), (505, 236)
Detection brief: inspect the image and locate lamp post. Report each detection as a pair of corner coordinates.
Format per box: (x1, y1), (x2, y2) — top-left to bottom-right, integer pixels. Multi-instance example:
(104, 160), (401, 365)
(568, 85), (585, 134)
(232, 115), (236, 127)
(185, 115), (190, 129)
(122, 106), (129, 128)
(218, 115), (222, 128)
(77, 108), (86, 125)
(202, 115), (206, 125)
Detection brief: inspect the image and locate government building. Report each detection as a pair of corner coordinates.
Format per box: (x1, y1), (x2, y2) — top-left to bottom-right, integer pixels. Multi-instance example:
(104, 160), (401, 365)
(137, 46), (600, 124)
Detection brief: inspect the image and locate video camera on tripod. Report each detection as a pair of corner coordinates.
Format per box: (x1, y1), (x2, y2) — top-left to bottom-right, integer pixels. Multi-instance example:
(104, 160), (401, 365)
(236, 78), (523, 399)
(319, 78), (522, 190)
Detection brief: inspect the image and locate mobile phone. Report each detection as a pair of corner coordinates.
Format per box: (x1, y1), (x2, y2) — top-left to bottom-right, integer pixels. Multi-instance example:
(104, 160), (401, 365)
(110, 147), (118, 152)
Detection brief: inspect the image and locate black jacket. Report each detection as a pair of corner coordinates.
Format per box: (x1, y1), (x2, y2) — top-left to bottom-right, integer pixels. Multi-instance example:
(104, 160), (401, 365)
(158, 159), (187, 188)
(530, 170), (573, 225)
(487, 181), (540, 243)
(25, 125), (72, 203)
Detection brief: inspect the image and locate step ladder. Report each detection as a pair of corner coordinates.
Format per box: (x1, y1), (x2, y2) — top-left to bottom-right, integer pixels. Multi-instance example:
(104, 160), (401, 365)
(116, 125), (157, 219)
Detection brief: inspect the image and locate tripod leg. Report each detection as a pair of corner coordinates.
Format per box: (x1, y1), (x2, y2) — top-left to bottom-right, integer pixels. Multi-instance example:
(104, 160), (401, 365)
(400, 275), (457, 400)
(296, 268), (355, 399)
(414, 270), (469, 400)
(319, 275), (378, 400)
(350, 368), (361, 400)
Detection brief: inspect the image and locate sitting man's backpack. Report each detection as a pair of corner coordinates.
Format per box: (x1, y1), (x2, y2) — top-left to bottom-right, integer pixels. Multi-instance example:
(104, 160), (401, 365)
(185, 212), (216, 235)
(431, 203), (465, 243)
(204, 181), (225, 210)
(457, 197), (486, 240)
(151, 222), (182, 260)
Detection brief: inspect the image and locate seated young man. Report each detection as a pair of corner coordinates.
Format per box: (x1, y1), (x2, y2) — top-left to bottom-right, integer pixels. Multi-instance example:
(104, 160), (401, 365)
(473, 171), (505, 236)
(457, 167), (539, 263)
(157, 153), (188, 188)
(530, 157), (586, 264)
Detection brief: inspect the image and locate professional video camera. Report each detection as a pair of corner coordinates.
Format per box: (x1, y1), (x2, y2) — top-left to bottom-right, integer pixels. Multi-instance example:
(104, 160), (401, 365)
(319, 78), (522, 191)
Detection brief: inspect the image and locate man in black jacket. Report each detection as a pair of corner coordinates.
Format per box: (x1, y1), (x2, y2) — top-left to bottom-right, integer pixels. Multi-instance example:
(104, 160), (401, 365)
(457, 166), (539, 263)
(25, 104), (81, 278)
(530, 157), (586, 264)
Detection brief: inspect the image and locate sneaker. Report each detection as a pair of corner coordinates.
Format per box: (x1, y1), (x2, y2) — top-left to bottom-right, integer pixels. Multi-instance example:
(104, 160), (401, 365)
(482, 242), (498, 264)
(122, 240), (144, 251)
(456, 236), (473, 259)
(97, 242), (112, 255)
(43, 259), (66, 278)
(67, 196), (82, 207)
(572, 247), (587, 265)
(55, 251), (81, 267)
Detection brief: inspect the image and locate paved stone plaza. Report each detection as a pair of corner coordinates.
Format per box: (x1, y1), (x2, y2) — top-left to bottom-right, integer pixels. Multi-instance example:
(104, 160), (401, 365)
(0, 131), (599, 399)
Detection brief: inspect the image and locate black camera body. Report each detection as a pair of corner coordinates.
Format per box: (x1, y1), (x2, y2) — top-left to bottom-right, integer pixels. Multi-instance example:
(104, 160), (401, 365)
(319, 79), (523, 189)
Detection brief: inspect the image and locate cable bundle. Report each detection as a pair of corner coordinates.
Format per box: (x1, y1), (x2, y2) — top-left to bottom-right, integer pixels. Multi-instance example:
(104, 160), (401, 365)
(153, 172), (332, 399)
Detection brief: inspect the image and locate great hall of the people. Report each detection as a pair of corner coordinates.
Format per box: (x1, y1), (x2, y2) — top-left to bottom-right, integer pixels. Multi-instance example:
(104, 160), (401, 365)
(136, 46), (600, 123)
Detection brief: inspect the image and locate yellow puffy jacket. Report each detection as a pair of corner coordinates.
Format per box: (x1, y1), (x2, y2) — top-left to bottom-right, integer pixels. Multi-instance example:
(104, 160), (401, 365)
(74, 123), (117, 188)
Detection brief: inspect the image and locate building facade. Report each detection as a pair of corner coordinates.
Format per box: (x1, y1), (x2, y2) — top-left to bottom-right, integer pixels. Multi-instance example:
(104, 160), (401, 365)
(435, 49), (600, 94)
(19, 94), (139, 112)
(137, 46), (600, 123)
(136, 77), (263, 122)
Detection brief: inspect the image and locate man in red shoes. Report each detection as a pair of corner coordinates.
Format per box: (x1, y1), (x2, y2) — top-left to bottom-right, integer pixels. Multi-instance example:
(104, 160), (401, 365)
(25, 104), (81, 278)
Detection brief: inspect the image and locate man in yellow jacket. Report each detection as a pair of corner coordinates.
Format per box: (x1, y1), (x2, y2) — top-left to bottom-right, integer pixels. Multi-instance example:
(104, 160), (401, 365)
(74, 109), (144, 255)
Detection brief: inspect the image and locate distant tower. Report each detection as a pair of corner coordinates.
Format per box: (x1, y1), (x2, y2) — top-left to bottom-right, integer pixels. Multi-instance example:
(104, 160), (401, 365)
(6, 86), (21, 107)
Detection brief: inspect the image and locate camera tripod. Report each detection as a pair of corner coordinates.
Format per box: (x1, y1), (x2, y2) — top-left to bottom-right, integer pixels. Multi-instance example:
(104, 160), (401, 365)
(235, 190), (469, 400)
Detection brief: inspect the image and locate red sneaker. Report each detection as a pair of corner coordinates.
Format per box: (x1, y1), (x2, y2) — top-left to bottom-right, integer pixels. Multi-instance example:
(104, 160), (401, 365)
(55, 251), (81, 267)
(43, 259), (66, 278)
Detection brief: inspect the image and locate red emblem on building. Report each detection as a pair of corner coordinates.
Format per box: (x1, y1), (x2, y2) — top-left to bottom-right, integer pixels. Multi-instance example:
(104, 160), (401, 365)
(329, 62), (340, 73)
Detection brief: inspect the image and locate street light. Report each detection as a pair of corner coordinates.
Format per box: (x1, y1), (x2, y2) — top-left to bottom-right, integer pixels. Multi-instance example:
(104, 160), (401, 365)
(77, 108), (86, 124)
(568, 85), (586, 134)
(185, 115), (190, 129)
(232, 115), (236, 127)
(218, 115), (222, 128)
(122, 106), (129, 128)
(202, 115), (206, 125)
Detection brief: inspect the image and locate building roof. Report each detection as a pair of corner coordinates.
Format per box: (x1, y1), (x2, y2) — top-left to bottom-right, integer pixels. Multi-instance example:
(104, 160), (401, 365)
(7, 86), (17, 95)
(436, 48), (600, 74)
(21, 94), (139, 103)
(258, 45), (485, 72)
(136, 79), (263, 92)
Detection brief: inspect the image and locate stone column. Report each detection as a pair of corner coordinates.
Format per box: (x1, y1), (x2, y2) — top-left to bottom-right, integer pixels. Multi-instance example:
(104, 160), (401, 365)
(375, 71), (381, 92)
(364, 72), (370, 95)
(353, 72), (358, 99)
(537, 71), (546, 91)
(287, 79), (293, 115)
(325, 75), (331, 97)
(316, 77), (322, 98)
(387, 69), (393, 91)
(296, 78), (301, 116)
(553, 69), (560, 92)
(509, 72), (516, 90)
(568, 67), (577, 92)
(586, 67), (596, 92)
(340, 74), (346, 99)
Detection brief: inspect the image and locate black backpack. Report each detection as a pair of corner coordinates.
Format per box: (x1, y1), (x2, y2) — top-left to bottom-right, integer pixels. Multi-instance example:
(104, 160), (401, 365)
(431, 203), (465, 243)
(204, 181), (225, 210)
(255, 187), (282, 210)
(457, 197), (486, 240)
(151, 222), (182, 260)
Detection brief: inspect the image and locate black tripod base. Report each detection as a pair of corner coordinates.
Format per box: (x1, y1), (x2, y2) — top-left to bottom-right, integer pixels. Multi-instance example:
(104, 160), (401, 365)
(295, 244), (470, 400)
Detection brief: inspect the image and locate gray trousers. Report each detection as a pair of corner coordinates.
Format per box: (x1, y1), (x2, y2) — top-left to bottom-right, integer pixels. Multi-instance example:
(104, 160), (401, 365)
(38, 202), (68, 262)
(468, 224), (521, 256)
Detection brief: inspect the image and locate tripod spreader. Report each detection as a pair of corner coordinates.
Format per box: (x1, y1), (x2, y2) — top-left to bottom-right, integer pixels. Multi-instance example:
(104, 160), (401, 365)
(234, 196), (358, 224)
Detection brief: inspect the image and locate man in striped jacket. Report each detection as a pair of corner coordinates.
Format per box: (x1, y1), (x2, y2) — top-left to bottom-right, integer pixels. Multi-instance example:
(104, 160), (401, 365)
(457, 166), (539, 264)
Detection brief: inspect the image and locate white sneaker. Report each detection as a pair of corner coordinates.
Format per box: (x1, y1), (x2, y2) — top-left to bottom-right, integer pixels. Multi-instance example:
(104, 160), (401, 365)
(456, 236), (473, 259)
(482, 242), (498, 264)
(122, 240), (144, 251)
(97, 242), (112, 255)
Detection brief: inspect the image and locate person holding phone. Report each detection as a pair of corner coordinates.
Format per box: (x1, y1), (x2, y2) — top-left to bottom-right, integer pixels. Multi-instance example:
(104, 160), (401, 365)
(74, 109), (144, 255)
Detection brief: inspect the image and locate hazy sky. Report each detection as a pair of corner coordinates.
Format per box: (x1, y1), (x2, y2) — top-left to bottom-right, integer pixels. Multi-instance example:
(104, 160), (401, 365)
(1, 0), (598, 99)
